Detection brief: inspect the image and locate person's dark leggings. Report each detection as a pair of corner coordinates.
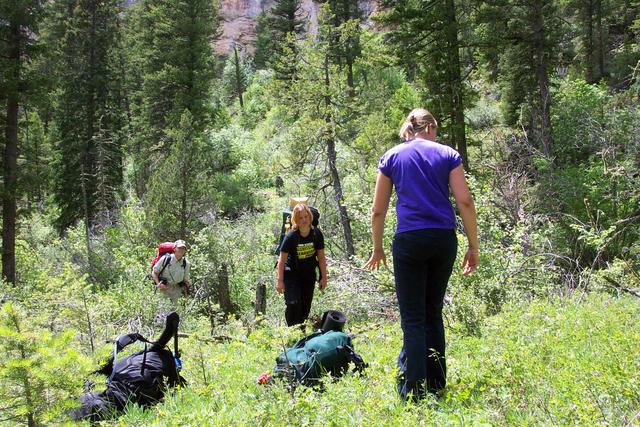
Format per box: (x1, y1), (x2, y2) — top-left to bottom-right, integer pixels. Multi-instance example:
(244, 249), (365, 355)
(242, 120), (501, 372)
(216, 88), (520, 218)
(283, 272), (316, 327)
(393, 228), (457, 400)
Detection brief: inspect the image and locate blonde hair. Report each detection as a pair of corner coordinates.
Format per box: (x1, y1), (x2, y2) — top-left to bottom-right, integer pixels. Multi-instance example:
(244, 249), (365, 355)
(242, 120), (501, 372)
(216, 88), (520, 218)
(291, 203), (313, 231)
(399, 108), (438, 141)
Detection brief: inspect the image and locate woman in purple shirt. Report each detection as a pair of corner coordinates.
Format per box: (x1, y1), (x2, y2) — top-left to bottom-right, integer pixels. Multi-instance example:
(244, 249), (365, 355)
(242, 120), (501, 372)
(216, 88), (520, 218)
(364, 108), (479, 401)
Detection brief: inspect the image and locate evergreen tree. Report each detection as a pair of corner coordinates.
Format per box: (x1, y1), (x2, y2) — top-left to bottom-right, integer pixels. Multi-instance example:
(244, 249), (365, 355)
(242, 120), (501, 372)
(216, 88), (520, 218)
(253, 0), (306, 82)
(222, 45), (252, 110)
(19, 110), (53, 211)
(0, 303), (91, 425)
(49, 0), (126, 233)
(605, 0), (640, 88)
(378, 0), (472, 168)
(564, 0), (607, 83)
(282, 4), (358, 257)
(475, 0), (561, 158)
(253, 13), (273, 70)
(126, 0), (217, 197)
(324, 0), (363, 97)
(0, 0), (44, 283)
(146, 110), (211, 239)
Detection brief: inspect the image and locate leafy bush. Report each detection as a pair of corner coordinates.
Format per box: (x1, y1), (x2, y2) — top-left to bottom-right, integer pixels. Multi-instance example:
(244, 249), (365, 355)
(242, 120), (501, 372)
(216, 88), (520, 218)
(552, 79), (608, 165)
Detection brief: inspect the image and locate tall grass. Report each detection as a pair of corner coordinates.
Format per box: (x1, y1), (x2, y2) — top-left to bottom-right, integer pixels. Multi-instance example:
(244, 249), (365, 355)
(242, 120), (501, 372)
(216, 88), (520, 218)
(94, 294), (640, 426)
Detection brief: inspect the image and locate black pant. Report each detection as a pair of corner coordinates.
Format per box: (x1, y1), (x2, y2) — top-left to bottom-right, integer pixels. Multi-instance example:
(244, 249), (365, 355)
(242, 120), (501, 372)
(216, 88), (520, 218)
(283, 271), (316, 327)
(393, 228), (457, 399)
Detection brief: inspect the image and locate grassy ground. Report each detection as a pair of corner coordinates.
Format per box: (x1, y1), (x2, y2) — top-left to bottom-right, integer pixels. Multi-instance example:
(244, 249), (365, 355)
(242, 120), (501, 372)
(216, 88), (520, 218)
(76, 293), (640, 426)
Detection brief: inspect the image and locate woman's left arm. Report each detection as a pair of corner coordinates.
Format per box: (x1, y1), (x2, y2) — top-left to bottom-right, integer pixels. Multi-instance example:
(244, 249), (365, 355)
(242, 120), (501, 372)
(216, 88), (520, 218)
(317, 248), (327, 290)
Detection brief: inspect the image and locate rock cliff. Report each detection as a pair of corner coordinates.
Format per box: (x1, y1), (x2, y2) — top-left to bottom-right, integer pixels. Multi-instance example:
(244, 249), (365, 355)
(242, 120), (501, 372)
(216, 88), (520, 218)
(215, 0), (379, 55)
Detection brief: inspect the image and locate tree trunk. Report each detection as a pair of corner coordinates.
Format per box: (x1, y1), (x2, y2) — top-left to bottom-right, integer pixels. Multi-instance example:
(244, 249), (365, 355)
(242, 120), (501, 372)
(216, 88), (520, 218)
(444, 0), (468, 169)
(23, 357), (36, 427)
(81, 163), (96, 285)
(217, 263), (234, 315)
(233, 46), (244, 109)
(346, 57), (355, 98)
(180, 167), (188, 238)
(324, 54), (355, 257)
(595, 0), (605, 80)
(3, 20), (20, 285)
(255, 280), (267, 317)
(584, 0), (595, 83)
(82, 0), (99, 283)
(343, 0), (356, 98)
(116, 15), (132, 136)
(80, 284), (95, 353)
(327, 136), (355, 257)
(532, 2), (554, 159)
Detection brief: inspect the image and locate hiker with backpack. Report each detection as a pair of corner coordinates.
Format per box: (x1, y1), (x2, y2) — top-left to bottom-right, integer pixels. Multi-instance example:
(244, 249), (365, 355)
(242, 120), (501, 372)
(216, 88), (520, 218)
(276, 203), (327, 327)
(363, 108), (479, 401)
(151, 239), (191, 305)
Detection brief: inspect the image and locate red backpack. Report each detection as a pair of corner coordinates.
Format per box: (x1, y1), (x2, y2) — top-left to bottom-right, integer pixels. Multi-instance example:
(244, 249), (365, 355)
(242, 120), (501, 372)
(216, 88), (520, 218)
(151, 242), (175, 271)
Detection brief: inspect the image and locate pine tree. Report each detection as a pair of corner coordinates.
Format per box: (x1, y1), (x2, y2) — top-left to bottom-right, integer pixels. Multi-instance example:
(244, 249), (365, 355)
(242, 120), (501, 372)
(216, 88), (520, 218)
(0, 0), (44, 283)
(0, 304), (91, 425)
(377, 0), (472, 168)
(126, 0), (217, 197)
(49, 0), (126, 233)
(324, 0), (363, 97)
(146, 110), (211, 239)
(475, 0), (561, 158)
(253, 13), (273, 70)
(253, 0), (306, 82)
(565, 0), (607, 83)
(19, 110), (53, 211)
(222, 45), (252, 110)
(281, 4), (358, 257)
(604, 0), (640, 88)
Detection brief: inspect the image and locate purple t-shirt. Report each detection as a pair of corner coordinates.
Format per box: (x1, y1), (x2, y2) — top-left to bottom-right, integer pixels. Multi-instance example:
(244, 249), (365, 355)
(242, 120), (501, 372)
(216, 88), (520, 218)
(378, 138), (462, 233)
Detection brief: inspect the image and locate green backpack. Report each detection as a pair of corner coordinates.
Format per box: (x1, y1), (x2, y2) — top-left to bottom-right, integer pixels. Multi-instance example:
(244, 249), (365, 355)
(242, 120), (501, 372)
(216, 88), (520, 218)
(274, 330), (366, 385)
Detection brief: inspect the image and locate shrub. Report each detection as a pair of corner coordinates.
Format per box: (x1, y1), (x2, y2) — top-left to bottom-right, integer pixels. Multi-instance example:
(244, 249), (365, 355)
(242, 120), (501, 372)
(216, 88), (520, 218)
(0, 303), (92, 425)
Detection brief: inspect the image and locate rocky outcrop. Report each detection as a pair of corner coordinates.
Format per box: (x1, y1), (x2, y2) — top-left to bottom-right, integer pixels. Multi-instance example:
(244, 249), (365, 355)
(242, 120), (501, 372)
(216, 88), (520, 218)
(215, 0), (379, 55)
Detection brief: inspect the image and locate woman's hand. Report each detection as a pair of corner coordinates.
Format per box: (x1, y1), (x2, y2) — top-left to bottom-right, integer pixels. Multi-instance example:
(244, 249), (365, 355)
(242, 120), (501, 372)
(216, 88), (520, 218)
(319, 277), (327, 291)
(462, 248), (478, 276)
(363, 248), (387, 271)
(276, 280), (284, 294)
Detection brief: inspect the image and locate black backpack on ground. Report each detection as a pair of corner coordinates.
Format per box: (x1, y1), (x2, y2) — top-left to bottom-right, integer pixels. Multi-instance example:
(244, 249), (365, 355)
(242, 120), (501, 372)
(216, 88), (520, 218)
(72, 312), (186, 421)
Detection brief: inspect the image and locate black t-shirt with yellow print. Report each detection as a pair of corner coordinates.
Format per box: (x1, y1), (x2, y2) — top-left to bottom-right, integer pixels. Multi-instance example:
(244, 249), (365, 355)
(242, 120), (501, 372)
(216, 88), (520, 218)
(280, 228), (324, 278)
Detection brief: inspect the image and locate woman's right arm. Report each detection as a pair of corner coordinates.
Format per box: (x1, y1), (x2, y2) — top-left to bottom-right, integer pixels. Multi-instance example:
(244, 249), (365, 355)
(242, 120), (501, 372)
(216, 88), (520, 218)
(363, 171), (393, 270)
(449, 165), (479, 275)
(276, 251), (288, 294)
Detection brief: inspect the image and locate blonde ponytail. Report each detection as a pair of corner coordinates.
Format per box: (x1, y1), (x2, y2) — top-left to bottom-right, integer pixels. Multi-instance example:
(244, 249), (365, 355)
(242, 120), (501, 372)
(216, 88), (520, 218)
(399, 108), (438, 141)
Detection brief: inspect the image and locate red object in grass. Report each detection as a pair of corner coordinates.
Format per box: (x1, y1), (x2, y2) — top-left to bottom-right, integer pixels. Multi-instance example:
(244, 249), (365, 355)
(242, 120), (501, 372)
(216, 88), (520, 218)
(257, 371), (273, 385)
